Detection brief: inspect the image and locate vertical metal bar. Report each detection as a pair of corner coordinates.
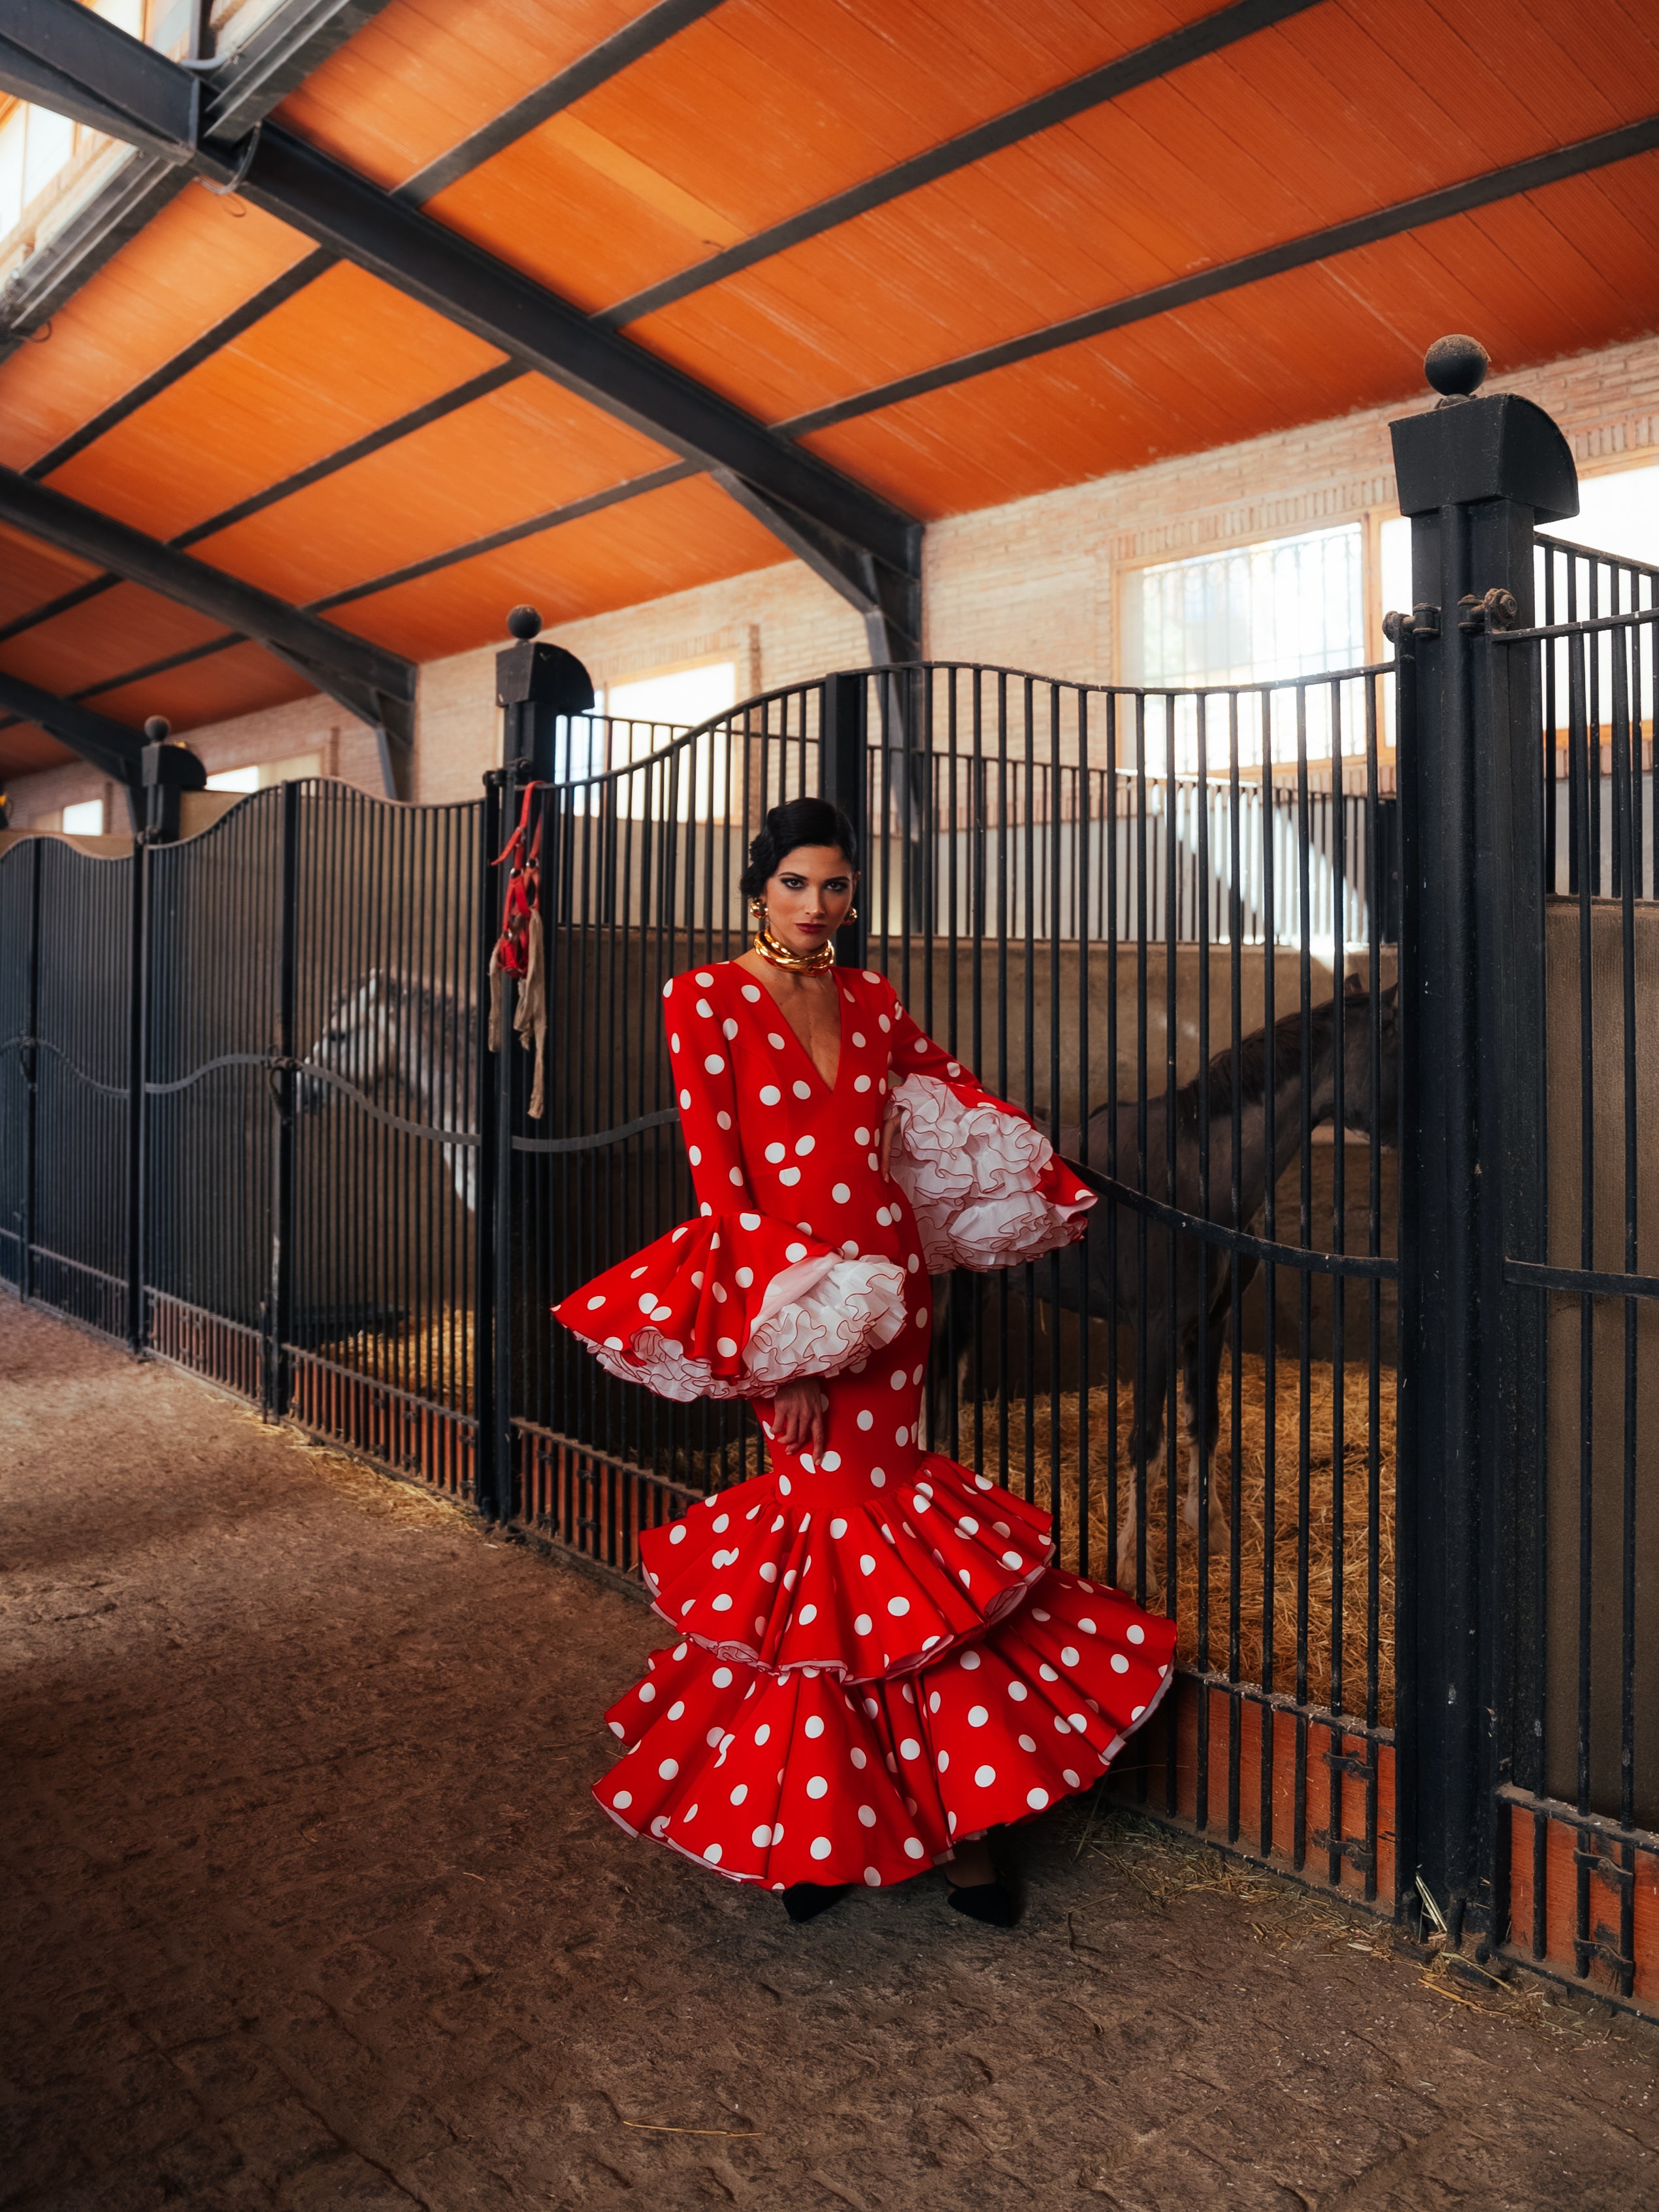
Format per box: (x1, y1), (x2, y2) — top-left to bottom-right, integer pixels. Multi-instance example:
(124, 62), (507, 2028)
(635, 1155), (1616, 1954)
(474, 774), (502, 1518)
(268, 779), (301, 1421)
(1076, 687), (1092, 1580)
(125, 834), (147, 1351)
(823, 673), (870, 970)
(1259, 687), (1279, 1863)
(494, 767), (519, 1518)
(20, 837), (41, 1305)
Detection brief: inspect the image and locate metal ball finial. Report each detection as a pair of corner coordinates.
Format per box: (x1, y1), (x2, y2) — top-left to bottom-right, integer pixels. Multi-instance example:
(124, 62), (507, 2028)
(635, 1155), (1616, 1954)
(1424, 334), (1489, 400)
(144, 716), (171, 742)
(506, 605), (542, 640)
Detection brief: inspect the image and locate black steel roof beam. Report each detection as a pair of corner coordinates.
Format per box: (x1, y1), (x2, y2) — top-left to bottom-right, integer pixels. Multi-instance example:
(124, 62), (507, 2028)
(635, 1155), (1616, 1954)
(0, 465), (416, 768)
(0, 2), (386, 353)
(0, 0), (922, 618)
(0, 154), (189, 350)
(0, 0), (197, 157)
(231, 125), (919, 576)
(0, 0), (708, 348)
(777, 111), (1659, 440)
(0, 665), (144, 789)
(0, 359), (530, 648)
(599, 0), (1321, 329)
(712, 470), (921, 664)
(398, 0), (728, 206)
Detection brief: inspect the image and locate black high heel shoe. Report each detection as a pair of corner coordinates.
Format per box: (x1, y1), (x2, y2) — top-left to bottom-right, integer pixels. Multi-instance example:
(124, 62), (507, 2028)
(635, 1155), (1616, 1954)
(781, 1882), (851, 1923)
(945, 1877), (1017, 1927)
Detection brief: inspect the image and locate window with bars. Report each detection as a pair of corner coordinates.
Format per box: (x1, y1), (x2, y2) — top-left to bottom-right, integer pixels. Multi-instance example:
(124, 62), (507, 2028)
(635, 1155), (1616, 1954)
(1121, 523), (1365, 692)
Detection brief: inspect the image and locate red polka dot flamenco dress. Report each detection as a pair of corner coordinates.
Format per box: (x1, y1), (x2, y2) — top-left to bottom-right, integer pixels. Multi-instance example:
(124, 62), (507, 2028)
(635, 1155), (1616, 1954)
(553, 962), (1176, 1893)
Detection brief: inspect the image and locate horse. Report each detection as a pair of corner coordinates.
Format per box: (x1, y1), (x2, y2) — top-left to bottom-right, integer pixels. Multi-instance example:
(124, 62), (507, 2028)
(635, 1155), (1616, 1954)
(927, 978), (1399, 1583)
(297, 971), (479, 1211)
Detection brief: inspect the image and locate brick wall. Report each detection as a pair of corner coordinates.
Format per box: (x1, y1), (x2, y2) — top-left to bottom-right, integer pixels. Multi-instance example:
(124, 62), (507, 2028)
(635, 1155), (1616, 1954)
(9, 331), (1658, 827)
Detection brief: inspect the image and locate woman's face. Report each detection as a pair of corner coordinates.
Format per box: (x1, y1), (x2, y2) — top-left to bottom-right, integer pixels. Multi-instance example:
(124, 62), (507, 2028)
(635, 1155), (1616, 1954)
(761, 844), (857, 955)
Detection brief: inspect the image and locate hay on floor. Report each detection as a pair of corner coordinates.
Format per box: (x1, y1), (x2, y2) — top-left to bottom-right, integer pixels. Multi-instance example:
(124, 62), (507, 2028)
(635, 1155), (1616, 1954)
(972, 1349), (1396, 1726)
(314, 1306), (476, 1410)
(319, 1314), (1396, 1729)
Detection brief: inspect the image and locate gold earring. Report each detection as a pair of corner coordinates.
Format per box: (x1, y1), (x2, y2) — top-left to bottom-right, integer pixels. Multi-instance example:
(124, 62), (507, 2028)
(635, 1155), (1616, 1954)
(847, 906), (859, 922)
(749, 899), (764, 921)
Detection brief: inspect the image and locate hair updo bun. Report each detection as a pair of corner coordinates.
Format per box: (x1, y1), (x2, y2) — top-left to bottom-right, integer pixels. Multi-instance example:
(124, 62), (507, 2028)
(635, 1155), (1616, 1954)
(739, 797), (857, 902)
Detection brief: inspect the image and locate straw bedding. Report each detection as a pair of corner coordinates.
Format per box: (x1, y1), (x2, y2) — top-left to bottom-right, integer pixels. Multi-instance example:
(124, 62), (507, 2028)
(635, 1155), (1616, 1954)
(321, 1313), (1396, 1728)
(973, 1349), (1396, 1726)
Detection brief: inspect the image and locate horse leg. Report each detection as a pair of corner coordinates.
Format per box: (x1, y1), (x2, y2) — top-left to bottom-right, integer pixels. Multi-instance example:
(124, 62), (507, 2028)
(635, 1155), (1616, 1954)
(1183, 1253), (1260, 1550)
(925, 1269), (986, 1451)
(1117, 1340), (1168, 1587)
(1179, 1315), (1226, 1554)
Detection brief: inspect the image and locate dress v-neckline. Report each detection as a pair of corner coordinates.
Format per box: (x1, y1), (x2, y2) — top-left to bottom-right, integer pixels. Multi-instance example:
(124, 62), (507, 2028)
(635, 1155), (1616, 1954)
(728, 960), (844, 1095)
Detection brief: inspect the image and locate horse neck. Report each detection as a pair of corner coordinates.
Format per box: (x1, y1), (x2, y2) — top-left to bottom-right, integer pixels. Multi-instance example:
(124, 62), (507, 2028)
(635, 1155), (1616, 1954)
(387, 987), (467, 1115)
(1264, 1017), (1338, 1182)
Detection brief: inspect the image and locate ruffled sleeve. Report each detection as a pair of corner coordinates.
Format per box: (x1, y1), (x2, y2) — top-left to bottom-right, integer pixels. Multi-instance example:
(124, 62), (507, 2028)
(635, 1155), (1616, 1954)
(877, 983), (1095, 1273)
(551, 972), (906, 1402)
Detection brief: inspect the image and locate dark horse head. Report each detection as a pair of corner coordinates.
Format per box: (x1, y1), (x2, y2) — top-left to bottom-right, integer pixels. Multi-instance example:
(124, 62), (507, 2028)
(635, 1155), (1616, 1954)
(1188, 970), (1399, 1144)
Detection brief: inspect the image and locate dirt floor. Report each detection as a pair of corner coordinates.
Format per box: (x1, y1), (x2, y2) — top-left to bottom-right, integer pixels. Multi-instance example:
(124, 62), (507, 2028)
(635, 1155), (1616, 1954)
(3, 1302), (1656, 2212)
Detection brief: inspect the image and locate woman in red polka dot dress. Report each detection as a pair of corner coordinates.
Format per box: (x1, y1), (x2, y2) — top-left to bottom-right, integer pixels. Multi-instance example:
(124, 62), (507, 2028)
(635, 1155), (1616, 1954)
(553, 798), (1175, 1925)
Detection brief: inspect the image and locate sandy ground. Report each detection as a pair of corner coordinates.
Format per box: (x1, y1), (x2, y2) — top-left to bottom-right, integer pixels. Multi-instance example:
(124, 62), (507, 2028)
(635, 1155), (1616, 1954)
(2, 1297), (1656, 2211)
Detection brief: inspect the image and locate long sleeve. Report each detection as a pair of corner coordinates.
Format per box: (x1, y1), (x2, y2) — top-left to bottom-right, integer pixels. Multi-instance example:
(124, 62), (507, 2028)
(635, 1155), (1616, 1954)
(551, 971), (908, 1402)
(663, 976), (757, 1217)
(877, 981), (1095, 1273)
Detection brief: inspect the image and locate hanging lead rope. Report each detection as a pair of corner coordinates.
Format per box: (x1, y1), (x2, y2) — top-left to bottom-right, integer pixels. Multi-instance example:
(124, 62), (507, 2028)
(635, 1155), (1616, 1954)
(487, 782), (547, 1119)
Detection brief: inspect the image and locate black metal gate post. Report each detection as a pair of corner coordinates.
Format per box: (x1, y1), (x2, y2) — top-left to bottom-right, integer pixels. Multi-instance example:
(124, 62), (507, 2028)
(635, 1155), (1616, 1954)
(125, 830), (148, 1355)
(822, 672), (870, 968)
(491, 763), (518, 1527)
(473, 769), (504, 1520)
(265, 778), (301, 1421)
(19, 835), (42, 1305)
(1389, 336), (1579, 1948)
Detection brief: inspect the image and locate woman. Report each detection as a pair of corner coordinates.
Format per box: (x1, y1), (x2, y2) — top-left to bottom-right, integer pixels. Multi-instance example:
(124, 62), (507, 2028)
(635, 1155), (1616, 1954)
(553, 798), (1175, 1925)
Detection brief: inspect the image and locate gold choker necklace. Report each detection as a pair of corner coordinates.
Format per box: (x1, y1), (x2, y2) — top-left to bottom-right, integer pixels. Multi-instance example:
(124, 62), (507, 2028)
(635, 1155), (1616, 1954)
(753, 923), (835, 974)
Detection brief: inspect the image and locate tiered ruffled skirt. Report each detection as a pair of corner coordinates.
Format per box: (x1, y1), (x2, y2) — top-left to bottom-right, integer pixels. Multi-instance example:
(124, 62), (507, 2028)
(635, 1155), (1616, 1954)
(594, 1453), (1177, 1890)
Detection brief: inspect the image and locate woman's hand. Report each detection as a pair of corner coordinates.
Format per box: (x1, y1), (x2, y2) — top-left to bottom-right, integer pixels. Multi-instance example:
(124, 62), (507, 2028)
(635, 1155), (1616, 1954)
(769, 1378), (826, 1458)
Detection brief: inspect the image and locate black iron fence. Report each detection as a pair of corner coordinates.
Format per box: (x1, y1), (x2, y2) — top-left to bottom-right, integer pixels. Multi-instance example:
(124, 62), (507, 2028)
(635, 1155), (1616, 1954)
(3, 352), (1654, 2016)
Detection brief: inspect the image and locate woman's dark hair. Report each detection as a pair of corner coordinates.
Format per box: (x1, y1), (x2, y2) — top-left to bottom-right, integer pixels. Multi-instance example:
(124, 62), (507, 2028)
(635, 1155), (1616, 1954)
(739, 797), (857, 901)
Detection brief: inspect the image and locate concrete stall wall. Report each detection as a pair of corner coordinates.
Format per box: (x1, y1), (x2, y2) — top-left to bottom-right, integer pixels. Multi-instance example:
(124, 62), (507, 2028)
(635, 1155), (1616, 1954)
(8, 333), (1659, 829)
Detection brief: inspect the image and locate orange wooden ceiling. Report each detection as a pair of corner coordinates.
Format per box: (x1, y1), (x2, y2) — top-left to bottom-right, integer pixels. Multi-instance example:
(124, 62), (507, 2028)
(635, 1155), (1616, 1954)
(3, 0), (1658, 780)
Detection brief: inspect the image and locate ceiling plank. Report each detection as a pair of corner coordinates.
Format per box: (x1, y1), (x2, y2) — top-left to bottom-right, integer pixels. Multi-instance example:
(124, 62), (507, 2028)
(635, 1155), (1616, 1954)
(597, 0), (1321, 329)
(778, 110), (1659, 440)
(0, 0), (923, 659)
(398, 0), (727, 206)
(206, 0), (404, 142)
(0, 1), (397, 358)
(25, 248), (337, 478)
(235, 124), (917, 569)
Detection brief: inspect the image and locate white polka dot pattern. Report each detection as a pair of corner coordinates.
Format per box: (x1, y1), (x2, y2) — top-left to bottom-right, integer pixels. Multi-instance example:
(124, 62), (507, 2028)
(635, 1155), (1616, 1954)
(563, 961), (1151, 1889)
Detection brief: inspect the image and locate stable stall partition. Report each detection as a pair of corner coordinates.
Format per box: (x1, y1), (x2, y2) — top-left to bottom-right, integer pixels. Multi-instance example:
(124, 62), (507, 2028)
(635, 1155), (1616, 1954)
(5, 368), (1658, 2018)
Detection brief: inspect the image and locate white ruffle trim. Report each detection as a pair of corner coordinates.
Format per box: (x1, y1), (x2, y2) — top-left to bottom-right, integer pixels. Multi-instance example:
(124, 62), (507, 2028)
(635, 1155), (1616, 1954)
(889, 1074), (1092, 1272)
(746, 1255), (908, 1386)
(593, 1255), (908, 1402)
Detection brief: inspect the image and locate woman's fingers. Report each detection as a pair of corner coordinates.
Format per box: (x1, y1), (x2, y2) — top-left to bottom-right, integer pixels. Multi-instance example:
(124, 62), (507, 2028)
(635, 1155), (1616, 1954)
(772, 1381), (812, 1447)
(768, 1381), (824, 1454)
